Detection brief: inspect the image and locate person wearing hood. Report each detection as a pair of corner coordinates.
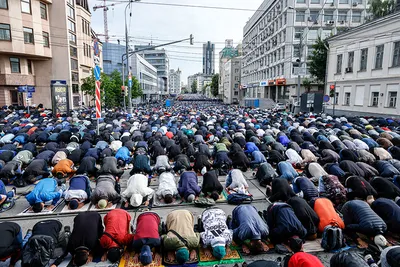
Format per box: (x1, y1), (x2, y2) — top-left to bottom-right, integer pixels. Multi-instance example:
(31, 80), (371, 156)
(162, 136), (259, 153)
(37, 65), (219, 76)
(249, 150), (267, 168)
(75, 156), (97, 178)
(292, 176), (319, 202)
(122, 173), (154, 208)
(131, 212), (162, 266)
(21, 158), (50, 184)
(26, 178), (66, 213)
(156, 171), (178, 204)
(231, 205), (269, 254)
(162, 210), (200, 264)
(99, 209), (134, 263)
(178, 170), (201, 203)
(52, 158), (75, 179)
(345, 176), (377, 201)
(201, 169), (224, 201)
(200, 208), (232, 261)
(287, 196), (320, 240)
(268, 178), (296, 202)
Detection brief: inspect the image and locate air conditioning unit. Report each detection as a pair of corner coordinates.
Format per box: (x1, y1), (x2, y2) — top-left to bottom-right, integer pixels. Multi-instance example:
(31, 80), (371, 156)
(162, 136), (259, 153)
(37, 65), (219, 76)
(327, 20), (335, 25)
(345, 67), (353, 73)
(352, 1), (358, 6)
(340, 20), (345, 24)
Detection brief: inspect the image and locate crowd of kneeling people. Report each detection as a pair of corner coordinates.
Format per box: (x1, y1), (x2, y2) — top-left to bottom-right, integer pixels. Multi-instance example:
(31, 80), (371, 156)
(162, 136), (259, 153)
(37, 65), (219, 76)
(0, 104), (400, 266)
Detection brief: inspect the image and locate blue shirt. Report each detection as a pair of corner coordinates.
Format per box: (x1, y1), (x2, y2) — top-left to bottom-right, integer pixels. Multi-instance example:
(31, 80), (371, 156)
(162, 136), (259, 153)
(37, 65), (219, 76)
(26, 178), (61, 205)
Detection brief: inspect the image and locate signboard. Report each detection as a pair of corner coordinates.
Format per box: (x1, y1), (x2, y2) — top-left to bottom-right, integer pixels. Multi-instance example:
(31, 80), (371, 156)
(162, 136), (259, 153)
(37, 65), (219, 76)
(260, 81), (268, 86)
(93, 39), (100, 57)
(27, 92), (33, 98)
(276, 78), (286, 85)
(323, 95), (330, 102)
(50, 80), (69, 115)
(94, 65), (101, 80)
(268, 80), (275, 86)
(18, 86), (27, 93)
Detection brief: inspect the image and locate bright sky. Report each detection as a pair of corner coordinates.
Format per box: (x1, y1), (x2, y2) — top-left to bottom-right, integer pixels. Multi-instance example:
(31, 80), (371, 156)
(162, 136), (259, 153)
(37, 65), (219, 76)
(89, 0), (264, 84)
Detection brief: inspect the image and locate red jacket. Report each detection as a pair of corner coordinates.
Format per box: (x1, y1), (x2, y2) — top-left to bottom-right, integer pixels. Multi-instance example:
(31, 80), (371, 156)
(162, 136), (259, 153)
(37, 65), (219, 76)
(100, 209), (134, 249)
(288, 252), (324, 267)
(133, 212), (160, 240)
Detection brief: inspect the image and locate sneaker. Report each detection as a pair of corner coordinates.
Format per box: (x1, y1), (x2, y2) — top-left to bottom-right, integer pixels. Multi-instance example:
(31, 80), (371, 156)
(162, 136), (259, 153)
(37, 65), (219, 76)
(11, 187), (16, 198)
(26, 229), (32, 235)
(60, 183), (67, 192)
(2, 202), (11, 209)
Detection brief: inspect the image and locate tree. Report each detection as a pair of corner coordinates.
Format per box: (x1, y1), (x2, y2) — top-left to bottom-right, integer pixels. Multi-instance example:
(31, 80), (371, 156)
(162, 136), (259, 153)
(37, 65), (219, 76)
(308, 37), (328, 86)
(80, 69), (142, 108)
(191, 80), (197, 93)
(302, 78), (313, 93)
(368, 0), (396, 20)
(210, 74), (219, 97)
(202, 85), (207, 95)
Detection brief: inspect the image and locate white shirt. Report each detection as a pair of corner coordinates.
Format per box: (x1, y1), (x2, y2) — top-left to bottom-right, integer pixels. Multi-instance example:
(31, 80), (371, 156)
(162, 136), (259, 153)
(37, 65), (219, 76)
(121, 174), (154, 207)
(156, 172), (178, 198)
(64, 189), (87, 202)
(285, 149), (303, 165)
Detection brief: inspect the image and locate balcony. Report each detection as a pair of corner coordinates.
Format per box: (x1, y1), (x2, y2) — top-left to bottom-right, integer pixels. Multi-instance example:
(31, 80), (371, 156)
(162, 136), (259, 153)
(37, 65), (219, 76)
(0, 74), (35, 86)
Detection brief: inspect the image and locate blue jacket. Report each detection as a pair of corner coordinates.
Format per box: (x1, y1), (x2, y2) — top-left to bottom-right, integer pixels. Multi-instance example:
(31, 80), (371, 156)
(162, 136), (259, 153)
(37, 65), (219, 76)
(85, 148), (100, 160)
(371, 198), (400, 234)
(278, 135), (290, 147)
(244, 142), (259, 154)
(26, 178), (61, 205)
(115, 146), (130, 162)
(251, 151), (266, 164)
(292, 177), (319, 201)
(278, 161), (298, 182)
(341, 200), (387, 236)
(232, 205), (269, 241)
(178, 171), (201, 200)
(361, 138), (379, 149)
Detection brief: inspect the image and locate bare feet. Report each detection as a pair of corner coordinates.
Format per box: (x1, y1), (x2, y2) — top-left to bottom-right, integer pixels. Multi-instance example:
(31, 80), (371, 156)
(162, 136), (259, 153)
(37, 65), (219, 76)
(255, 240), (269, 252)
(154, 252), (161, 262)
(46, 205), (54, 211)
(167, 251), (175, 262)
(133, 254), (139, 264)
(144, 200), (150, 206)
(226, 246), (232, 256)
(242, 244), (251, 254)
(203, 248), (212, 258)
(189, 250), (197, 261)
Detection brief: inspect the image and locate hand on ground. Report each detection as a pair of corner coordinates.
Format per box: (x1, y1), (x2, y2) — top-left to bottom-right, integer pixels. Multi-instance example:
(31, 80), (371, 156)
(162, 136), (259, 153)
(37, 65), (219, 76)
(189, 249), (197, 261)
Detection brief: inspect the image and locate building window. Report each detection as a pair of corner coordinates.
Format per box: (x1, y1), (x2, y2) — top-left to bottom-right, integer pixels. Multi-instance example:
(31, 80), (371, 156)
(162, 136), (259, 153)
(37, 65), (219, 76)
(27, 59), (32, 74)
(310, 0), (320, 4)
(72, 84), (79, 94)
(336, 54), (342, 73)
(70, 46), (77, 57)
(294, 28), (303, 39)
(348, 51), (354, 69)
(371, 92), (379, 106)
(67, 5), (75, 19)
(324, 11), (334, 22)
(0, 0), (8, 9)
(67, 0), (74, 6)
(352, 11), (361, 22)
(40, 2), (47, 19)
(338, 11), (347, 21)
(296, 11), (305, 22)
(339, 0), (349, 3)
(334, 92), (339, 104)
(42, 31), (49, 47)
(10, 58), (20, 73)
(360, 48), (368, 71)
(344, 92), (350, 105)
(21, 0), (30, 13)
(69, 32), (76, 45)
(392, 41), (400, 67)
(388, 92), (397, 107)
(0, 24), (11, 41)
(68, 20), (75, 33)
(294, 45), (300, 57)
(70, 58), (78, 71)
(309, 11), (319, 22)
(71, 72), (79, 82)
(375, 45), (384, 69)
(297, 0), (306, 3)
(23, 27), (34, 44)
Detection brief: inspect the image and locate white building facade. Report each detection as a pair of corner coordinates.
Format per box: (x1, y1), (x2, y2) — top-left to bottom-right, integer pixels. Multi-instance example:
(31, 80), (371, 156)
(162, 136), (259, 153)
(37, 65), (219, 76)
(242, 0), (367, 104)
(130, 54), (158, 102)
(325, 12), (400, 117)
(169, 68), (181, 94)
(222, 57), (243, 104)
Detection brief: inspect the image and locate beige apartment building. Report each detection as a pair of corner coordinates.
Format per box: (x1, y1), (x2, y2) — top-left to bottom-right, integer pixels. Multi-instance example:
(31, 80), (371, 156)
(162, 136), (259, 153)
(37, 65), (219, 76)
(0, 0), (101, 109)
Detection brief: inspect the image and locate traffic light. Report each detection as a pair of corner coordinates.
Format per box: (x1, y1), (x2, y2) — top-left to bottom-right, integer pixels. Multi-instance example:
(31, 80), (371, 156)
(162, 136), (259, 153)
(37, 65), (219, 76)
(190, 34), (194, 45)
(329, 84), (335, 97)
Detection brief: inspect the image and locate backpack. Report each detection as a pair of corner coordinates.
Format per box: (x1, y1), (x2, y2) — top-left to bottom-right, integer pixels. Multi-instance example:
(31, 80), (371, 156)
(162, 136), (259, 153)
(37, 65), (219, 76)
(227, 193), (253, 205)
(22, 235), (55, 267)
(321, 225), (344, 251)
(322, 175), (346, 205)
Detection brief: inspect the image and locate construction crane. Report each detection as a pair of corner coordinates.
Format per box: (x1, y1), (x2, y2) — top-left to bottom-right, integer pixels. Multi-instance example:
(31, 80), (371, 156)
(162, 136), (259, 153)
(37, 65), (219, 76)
(93, 0), (115, 43)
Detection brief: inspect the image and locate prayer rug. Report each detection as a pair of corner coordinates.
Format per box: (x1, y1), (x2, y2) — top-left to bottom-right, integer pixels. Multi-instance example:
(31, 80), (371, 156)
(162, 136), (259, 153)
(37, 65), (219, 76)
(302, 238), (324, 253)
(163, 250), (198, 266)
(60, 202), (91, 213)
(198, 246), (243, 266)
(153, 195), (184, 207)
(89, 203), (117, 211)
(119, 251), (163, 267)
(18, 199), (63, 216)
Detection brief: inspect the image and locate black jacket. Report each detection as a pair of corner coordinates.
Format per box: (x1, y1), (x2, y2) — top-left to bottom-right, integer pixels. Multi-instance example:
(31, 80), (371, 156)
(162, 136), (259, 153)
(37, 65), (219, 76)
(345, 176), (377, 200)
(287, 196), (319, 236)
(269, 178), (296, 203)
(371, 198), (400, 234)
(201, 170), (223, 195)
(370, 177), (400, 199)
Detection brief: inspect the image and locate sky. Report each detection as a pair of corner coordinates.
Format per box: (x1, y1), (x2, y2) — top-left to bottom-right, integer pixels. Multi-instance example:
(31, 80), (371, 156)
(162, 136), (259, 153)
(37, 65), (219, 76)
(89, 0), (264, 84)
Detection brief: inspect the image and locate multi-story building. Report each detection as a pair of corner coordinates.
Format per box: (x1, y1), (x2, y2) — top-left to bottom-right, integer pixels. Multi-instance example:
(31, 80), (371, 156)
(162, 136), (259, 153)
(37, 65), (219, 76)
(222, 57), (243, 104)
(103, 42), (126, 75)
(169, 68), (181, 95)
(325, 12), (400, 117)
(135, 45), (169, 95)
(218, 40), (240, 97)
(0, 0), (52, 106)
(188, 74), (198, 92)
(242, 0), (367, 104)
(203, 41), (215, 75)
(130, 54), (158, 102)
(188, 73), (212, 93)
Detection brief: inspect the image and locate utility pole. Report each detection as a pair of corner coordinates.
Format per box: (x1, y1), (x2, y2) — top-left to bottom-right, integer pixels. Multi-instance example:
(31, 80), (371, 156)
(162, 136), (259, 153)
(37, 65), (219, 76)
(125, 1), (132, 113)
(296, 36), (302, 105)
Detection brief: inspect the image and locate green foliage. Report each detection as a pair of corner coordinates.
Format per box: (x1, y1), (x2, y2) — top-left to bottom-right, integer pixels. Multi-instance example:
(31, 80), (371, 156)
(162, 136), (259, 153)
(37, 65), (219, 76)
(211, 74), (219, 97)
(191, 80), (198, 93)
(308, 37), (328, 85)
(81, 69), (142, 108)
(368, 0), (396, 20)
